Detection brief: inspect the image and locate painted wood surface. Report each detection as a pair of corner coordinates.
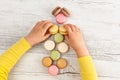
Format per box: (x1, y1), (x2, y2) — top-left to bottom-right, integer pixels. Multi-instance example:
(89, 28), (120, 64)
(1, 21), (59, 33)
(0, 0), (120, 80)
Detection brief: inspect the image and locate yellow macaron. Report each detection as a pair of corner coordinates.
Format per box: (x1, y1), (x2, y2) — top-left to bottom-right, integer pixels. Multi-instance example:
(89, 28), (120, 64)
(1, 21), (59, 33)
(49, 25), (59, 34)
(59, 26), (67, 35)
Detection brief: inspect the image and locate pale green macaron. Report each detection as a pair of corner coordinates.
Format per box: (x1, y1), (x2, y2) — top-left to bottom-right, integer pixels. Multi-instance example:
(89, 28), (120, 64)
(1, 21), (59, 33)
(50, 50), (60, 61)
(54, 33), (64, 43)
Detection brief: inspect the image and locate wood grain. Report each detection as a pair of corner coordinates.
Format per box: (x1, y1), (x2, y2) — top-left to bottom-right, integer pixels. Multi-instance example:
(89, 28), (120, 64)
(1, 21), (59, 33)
(0, 0), (120, 80)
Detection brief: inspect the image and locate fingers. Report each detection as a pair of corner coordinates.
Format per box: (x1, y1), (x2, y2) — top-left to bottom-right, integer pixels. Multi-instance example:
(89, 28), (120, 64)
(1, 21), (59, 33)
(44, 33), (51, 39)
(34, 20), (53, 35)
(65, 35), (69, 44)
(74, 25), (80, 32)
(34, 20), (51, 29)
(33, 21), (43, 30)
(39, 20), (51, 29)
(43, 22), (53, 34)
(64, 24), (72, 33)
(65, 24), (80, 33)
(68, 24), (76, 32)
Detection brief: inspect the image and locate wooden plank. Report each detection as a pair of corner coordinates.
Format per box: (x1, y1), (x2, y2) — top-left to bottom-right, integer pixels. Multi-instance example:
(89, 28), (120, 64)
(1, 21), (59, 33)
(0, 0), (120, 80)
(6, 53), (120, 79)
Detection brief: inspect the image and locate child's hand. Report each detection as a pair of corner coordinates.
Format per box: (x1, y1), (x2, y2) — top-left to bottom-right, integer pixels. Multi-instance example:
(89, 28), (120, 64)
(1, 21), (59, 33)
(25, 20), (53, 46)
(64, 24), (89, 57)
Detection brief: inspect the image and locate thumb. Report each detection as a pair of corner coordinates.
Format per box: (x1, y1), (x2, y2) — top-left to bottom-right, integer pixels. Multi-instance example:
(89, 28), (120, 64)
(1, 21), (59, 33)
(44, 33), (51, 39)
(65, 35), (69, 44)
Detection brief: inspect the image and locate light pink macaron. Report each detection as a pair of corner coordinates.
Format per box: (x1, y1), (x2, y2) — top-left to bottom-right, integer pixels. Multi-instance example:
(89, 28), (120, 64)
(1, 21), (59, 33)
(55, 13), (66, 24)
(48, 65), (59, 76)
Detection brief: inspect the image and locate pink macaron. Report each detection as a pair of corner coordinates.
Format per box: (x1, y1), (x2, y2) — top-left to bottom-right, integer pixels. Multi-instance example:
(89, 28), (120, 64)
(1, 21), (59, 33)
(48, 65), (59, 76)
(55, 13), (67, 24)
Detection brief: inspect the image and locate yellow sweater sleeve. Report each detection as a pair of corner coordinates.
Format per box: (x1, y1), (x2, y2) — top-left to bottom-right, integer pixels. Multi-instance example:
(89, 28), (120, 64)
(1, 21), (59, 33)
(0, 38), (31, 80)
(78, 56), (98, 80)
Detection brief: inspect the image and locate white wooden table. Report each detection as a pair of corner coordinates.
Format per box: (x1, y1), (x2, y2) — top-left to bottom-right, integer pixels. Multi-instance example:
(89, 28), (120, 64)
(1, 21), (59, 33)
(0, 0), (120, 80)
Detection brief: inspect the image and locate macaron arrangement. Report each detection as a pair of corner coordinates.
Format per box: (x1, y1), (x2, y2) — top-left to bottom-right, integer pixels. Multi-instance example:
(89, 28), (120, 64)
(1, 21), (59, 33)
(52, 6), (70, 24)
(42, 6), (70, 76)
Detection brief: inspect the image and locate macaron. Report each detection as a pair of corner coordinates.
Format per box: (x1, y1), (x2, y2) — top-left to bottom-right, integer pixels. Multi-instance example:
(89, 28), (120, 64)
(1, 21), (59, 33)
(58, 42), (69, 53)
(56, 58), (67, 69)
(50, 50), (60, 60)
(44, 40), (55, 50)
(42, 57), (53, 67)
(52, 6), (62, 16)
(48, 65), (59, 76)
(55, 13), (67, 24)
(49, 25), (59, 34)
(59, 26), (67, 35)
(54, 33), (64, 43)
(61, 7), (70, 17)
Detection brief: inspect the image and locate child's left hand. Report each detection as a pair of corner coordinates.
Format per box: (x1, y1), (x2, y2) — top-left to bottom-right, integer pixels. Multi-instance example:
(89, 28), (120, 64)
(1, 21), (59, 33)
(25, 20), (53, 46)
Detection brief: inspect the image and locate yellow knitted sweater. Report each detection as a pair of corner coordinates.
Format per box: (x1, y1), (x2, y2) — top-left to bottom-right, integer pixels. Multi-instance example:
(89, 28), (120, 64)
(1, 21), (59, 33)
(0, 38), (98, 80)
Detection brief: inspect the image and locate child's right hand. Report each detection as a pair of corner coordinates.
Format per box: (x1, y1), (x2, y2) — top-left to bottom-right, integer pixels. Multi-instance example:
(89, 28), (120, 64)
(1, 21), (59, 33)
(64, 24), (89, 57)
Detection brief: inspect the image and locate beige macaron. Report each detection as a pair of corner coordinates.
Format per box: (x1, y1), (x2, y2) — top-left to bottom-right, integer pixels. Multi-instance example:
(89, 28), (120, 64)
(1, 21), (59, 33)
(59, 26), (67, 35)
(57, 42), (69, 53)
(49, 25), (59, 34)
(44, 40), (55, 51)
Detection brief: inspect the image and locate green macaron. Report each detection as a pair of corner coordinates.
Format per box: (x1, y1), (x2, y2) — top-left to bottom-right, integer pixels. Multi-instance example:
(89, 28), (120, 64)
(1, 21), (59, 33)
(54, 33), (64, 43)
(50, 50), (60, 60)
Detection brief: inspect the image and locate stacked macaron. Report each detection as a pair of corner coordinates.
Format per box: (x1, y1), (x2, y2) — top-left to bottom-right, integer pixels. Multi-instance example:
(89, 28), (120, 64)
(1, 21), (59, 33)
(42, 6), (70, 76)
(52, 6), (70, 24)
